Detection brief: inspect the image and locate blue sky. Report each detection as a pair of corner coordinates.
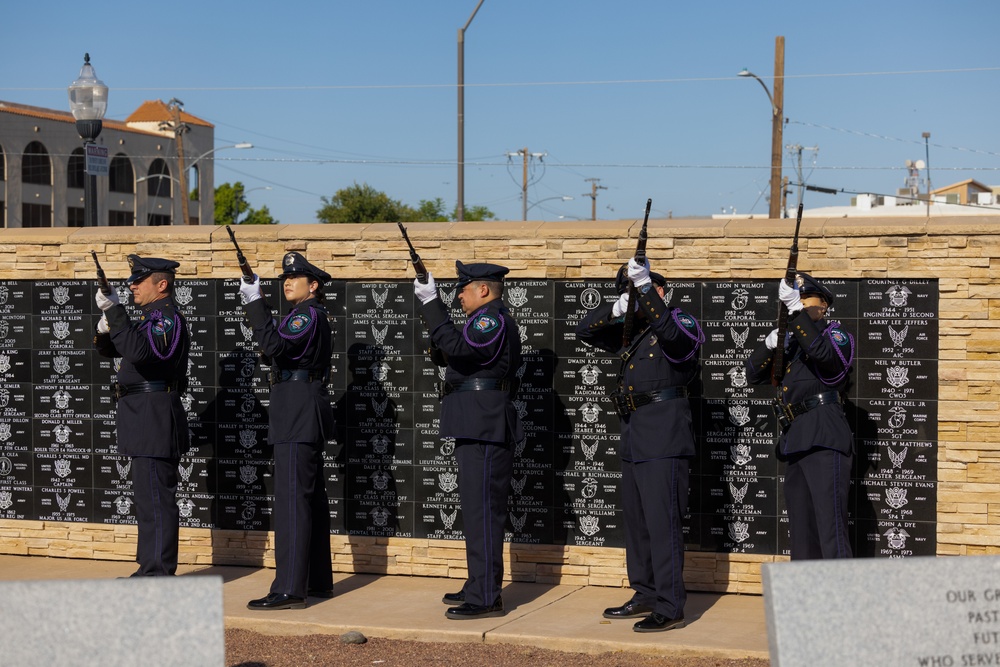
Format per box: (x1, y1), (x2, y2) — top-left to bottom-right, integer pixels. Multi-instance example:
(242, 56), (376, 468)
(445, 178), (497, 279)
(3, 1), (998, 223)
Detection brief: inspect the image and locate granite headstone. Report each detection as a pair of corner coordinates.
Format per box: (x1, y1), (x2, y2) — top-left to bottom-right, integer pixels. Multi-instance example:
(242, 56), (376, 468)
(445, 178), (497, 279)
(763, 555), (1000, 666)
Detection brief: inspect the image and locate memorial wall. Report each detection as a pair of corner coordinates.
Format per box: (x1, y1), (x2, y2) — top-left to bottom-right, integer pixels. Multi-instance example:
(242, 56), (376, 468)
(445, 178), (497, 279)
(0, 220), (994, 593)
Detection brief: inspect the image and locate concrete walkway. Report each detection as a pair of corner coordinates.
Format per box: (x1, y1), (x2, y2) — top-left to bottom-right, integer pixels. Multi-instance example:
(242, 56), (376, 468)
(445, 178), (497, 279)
(0, 555), (768, 660)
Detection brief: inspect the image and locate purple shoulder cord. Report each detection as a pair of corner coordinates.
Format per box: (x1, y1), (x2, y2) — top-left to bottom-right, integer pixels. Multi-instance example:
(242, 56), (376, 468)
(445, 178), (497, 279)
(662, 308), (705, 364)
(143, 309), (185, 361)
(816, 320), (854, 384)
(462, 306), (507, 366)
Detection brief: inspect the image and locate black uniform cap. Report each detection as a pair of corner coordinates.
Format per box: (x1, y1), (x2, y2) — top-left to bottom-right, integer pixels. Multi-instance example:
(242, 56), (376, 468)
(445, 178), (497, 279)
(455, 261), (509, 289)
(795, 271), (835, 306)
(615, 264), (666, 295)
(278, 251), (332, 284)
(126, 254), (179, 285)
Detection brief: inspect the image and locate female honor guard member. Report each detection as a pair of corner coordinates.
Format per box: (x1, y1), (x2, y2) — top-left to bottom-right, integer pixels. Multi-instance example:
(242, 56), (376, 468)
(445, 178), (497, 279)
(745, 272), (855, 560)
(240, 252), (335, 610)
(576, 259), (703, 633)
(413, 261), (524, 620)
(94, 254), (190, 577)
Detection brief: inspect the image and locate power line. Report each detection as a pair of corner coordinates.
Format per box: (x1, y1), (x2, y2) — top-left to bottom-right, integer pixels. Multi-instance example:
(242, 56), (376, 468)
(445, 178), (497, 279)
(787, 120), (1000, 159)
(6, 67), (999, 93)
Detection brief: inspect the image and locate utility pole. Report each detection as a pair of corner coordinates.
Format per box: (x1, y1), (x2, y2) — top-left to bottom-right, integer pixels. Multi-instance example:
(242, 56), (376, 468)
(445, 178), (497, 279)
(505, 147), (545, 220)
(162, 99), (191, 225)
(769, 36), (785, 220)
(785, 143), (818, 211)
(922, 131), (932, 217)
(582, 178), (607, 221)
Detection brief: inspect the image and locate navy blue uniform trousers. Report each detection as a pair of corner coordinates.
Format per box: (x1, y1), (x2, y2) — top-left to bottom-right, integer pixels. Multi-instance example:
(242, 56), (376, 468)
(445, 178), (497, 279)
(455, 439), (514, 607)
(270, 442), (333, 598)
(131, 456), (180, 576)
(784, 448), (853, 560)
(621, 456), (689, 620)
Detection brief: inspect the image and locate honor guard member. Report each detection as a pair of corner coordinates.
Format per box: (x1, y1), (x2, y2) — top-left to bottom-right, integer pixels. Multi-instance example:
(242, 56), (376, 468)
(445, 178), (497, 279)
(414, 261), (524, 620)
(94, 255), (190, 576)
(576, 259), (704, 632)
(746, 272), (855, 560)
(241, 252), (335, 610)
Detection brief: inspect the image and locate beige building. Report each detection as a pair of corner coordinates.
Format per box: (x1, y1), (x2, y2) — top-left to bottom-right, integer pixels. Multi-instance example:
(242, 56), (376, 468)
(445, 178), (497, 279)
(0, 99), (217, 227)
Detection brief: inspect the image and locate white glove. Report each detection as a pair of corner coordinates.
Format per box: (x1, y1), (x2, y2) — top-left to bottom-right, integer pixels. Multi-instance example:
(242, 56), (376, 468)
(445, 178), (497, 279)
(95, 288), (120, 312)
(414, 274), (438, 305)
(627, 257), (651, 288)
(96, 313), (110, 334)
(765, 328), (779, 350)
(778, 278), (802, 313)
(611, 292), (633, 318)
(239, 275), (262, 304)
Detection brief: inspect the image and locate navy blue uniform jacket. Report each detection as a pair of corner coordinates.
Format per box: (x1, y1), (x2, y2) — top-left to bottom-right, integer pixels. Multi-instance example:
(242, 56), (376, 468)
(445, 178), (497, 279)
(419, 296), (524, 445)
(245, 296), (335, 446)
(576, 289), (702, 462)
(94, 296), (190, 459)
(745, 311), (854, 457)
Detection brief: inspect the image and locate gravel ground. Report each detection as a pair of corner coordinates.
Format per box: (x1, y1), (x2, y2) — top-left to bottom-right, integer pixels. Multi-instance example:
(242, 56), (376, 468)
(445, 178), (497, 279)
(225, 628), (771, 667)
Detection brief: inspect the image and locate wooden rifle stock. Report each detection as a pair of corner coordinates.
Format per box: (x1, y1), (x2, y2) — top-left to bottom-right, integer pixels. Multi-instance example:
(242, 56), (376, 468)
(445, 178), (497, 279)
(225, 225), (256, 284)
(621, 198), (652, 348)
(770, 202), (804, 386)
(90, 251), (112, 296)
(397, 223), (428, 283)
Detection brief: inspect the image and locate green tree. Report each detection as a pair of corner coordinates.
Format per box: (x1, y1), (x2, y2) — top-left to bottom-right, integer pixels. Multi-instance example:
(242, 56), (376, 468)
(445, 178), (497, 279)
(214, 182), (277, 225)
(317, 183), (414, 223)
(452, 204), (495, 222)
(412, 198), (450, 222)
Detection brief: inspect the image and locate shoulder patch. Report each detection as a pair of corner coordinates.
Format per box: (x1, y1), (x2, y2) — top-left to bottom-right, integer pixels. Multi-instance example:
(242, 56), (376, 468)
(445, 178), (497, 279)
(151, 317), (174, 336)
(829, 328), (850, 346)
(472, 314), (499, 333)
(285, 313), (313, 334)
(676, 312), (696, 329)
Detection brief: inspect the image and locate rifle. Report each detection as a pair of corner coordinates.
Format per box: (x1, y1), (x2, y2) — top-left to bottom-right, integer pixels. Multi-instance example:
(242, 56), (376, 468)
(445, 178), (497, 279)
(90, 251), (112, 296)
(770, 202), (805, 386)
(621, 198), (652, 348)
(225, 225), (256, 284)
(397, 222), (428, 283)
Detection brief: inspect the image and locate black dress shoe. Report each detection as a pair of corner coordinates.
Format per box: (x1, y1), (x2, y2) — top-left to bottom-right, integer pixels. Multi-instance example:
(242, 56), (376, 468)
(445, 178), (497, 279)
(308, 589), (335, 599)
(633, 613), (685, 633)
(603, 600), (654, 619)
(442, 591), (465, 605)
(445, 598), (505, 620)
(247, 593), (307, 610)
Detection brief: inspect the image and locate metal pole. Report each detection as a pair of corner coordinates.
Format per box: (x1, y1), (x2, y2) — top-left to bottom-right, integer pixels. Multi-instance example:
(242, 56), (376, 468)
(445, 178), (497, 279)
(923, 131), (931, 216)
(457, 0), (485, 222)
(522, 147), (529, 221)
(84, 139), (97, 227)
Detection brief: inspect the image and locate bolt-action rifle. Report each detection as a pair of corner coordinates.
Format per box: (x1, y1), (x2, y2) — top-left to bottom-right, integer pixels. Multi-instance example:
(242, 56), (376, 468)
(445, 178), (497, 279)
(771, 202), (805, 386)
(621, 198), (652, 348)
(397, 222), (428, 283)
(91, 251), (112, 296)
(225, 225), (271, 365)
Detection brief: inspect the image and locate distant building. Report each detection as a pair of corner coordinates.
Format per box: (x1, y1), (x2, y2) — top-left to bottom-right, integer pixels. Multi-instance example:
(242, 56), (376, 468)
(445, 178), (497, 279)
(0, 99), (216, 227)
(713, 177), (1000, 220)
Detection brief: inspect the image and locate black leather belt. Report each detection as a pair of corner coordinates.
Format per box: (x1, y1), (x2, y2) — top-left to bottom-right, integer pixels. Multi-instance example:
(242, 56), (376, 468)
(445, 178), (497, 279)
(268, 369), (330, 386)
(775, 390), (842, 427)
(439, 378), (515, 398)
(611, 386), (689, 417)
(112, 381), (176, 401)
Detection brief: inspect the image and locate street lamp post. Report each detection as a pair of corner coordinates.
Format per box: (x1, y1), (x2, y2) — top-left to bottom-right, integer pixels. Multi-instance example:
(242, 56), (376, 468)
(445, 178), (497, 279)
(738, 36), (785, 220)
(922, 131), (932, 216)
(68, 53), (108, 227)
(525, 196), (573, 219)
(233, 185), (272, 225)
(457, 0), (485, 222)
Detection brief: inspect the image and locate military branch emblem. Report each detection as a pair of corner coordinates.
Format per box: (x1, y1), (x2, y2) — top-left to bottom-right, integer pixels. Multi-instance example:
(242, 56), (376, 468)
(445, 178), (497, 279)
(371, 469), (391, 491)
(578, 515), (601, 537)
(177, 497), (195, 519)
(53, 390), (71, 410)
(0, 286), (7, 304)
(888, 406), (907, 429)
(239, 429), (257, 450)
(53, 424), (72, 444)
(0, 354), (10, 374)
(513, 400), (528, 420)
(729, 481), (749, 504)
(371, 324), (389, 346)
(53, 355), (71, 375)
(240, 464), (258, 485)
(178, 460), (194, 484)
(511, 476), (526, 495)
(440, 508), (458, 530)
(886, 365), (910, 389)
(886, 284), (912, 308)
(888, 325), (909, 347)
(241, 500), (257, 521)
(884, 526), (910, 550)
(55, 492), (71, 512)
(887, 447), (907, 469)
(510, 513), (527, 533)
(730, 443), (753, 467)
(116, 284), (131, 304)
(506, 286), (529, 309)
(116, 458), (131, 480)
(579, 364), (600, 386)
(54, 459), (72, 478)
(370, 506), (391, 527)
(372, 288), (389, 310)
(885, 486), (908, 509)
(0, 490), (12, 511)
(728, 521), (750, 543)
(731, 288), (749, 311)
(518, 324), (528, 344)
(579, 401), (601, 424)
(372, 397), (389, 418)
(730, 326), (749, 349)
(52, 285), (70, 306)
(114, 496), (133, 516)
(727, 366), (748, 388)
(580, 287), (601, 310)
(0, 389), (10, 408)
(581, 477), (598, 499)
(728, 403), (751, 427)
(0, 423), (10, 442)
(441, 438), (455, 457)
(370, 434), (390, 455)
(580, 438), (599, 461)
(438, 471), (459, 493)
(0, 456), (11, 476)
(174, 284), (194, 306)
(0, 320), (8, 339)
(52, 320), (71, 341)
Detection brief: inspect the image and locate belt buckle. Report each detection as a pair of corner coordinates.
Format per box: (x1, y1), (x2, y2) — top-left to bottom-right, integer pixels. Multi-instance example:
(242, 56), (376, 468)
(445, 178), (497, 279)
(626, 393), (638, 412)
(611, 391), (628, 418)
(772, 399), (792, 429)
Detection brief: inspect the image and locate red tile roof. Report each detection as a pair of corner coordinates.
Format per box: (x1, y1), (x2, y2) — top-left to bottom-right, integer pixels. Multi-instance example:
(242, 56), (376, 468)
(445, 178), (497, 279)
(125, 100), (213, 128)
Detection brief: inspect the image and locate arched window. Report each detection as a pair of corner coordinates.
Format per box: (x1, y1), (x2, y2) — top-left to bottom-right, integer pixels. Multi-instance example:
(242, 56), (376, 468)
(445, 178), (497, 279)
(22, 141), (51, 185)
(147, 159), (171, 198)
(109, 154), (134, 193)
(67, 148), (85, 189)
